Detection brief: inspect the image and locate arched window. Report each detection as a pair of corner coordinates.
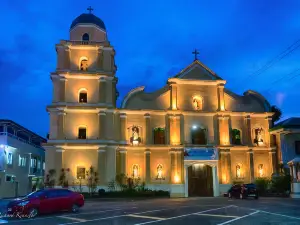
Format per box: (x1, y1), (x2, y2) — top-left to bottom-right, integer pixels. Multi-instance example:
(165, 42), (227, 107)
(192, 96), (203, 110)
(78, 89), (87, 103)
(132, 164), (139, 178)
(236, 164), (242, 178)
(231, 129), (241, 145)
(82, 33), (89, 41)
(191, 126), (206, 145)
(80, 57), (89, 71)
(153, 127), (165, 144)
(78, 127), (87, 139)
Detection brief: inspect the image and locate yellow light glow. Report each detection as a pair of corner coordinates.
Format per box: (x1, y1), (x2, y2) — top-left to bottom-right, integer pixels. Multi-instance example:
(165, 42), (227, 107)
(222, 174), (227, 183)
(174, 174), (180, 183)
(172, 101), (177, 110)
(220, 104), (225, 111)
(132, 140), (139, 146)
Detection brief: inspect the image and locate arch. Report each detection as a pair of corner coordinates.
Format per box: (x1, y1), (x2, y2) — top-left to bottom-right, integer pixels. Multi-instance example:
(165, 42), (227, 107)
(231, 129), (242, 145)
(153, 127), (165, 144)
(192, 95), (203, 110)
(78, 125), (87, 139)
(78, 88), (88, 103)
(191, 125), (207, 145)
(82, 33), (89, 41)
(188, 164), (213, 196)
(79, 56), (89, 71)
(132, 164), (140, 178)
(121, 86), (145, 108)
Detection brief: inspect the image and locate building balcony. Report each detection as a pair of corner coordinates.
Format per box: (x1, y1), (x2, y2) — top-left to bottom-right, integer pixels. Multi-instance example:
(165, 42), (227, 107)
(0, 132), (45, 150)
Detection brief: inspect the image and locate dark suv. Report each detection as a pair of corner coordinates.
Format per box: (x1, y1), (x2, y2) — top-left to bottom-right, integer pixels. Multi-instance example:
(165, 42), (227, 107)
(228, 183), (259, 199)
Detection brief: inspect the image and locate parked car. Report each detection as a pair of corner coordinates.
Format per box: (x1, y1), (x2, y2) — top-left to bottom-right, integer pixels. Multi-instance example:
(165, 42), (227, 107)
(227, 183), (259, 199)
(6, 189), (84, 218)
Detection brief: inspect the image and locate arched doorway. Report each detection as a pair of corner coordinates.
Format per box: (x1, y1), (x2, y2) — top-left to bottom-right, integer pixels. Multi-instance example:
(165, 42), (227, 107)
(188, 164), (213, 197)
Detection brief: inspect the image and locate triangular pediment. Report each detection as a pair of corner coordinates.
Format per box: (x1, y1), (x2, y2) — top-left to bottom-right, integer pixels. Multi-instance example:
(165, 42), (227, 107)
(174, 60), (222, 80)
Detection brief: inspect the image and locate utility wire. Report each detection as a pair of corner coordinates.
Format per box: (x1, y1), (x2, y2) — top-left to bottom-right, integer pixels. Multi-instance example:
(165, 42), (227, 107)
(266, 68), (300, 92)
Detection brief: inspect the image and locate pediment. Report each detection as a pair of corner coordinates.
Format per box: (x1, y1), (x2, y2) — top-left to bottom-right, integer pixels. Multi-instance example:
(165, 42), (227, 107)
(174, 60), (222, 80)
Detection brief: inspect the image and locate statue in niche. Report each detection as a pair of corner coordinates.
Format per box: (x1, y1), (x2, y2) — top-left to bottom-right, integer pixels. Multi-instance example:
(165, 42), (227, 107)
(258, 164), (264, 177)
(132, 164), (139, 178)
(254, 128), (264, 146)
(157, 164), (163, 179)
(236, 165), (241, 178)
(80, 59), (88, 71)
(192, 96), (203, 110)
(130, 126), (141, 145)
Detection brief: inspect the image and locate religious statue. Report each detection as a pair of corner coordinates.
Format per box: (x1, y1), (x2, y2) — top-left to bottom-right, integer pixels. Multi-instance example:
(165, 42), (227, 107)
(236, 165), (241, 178)
(258, 164), (264, 177)
(130, 126), (141, 145)
(80, 59), (88, 71)
(157, 164), (163, 179)
(254, 128), (264, 146)
(192, 96), (203, 110)
(132, 164), (139, 178)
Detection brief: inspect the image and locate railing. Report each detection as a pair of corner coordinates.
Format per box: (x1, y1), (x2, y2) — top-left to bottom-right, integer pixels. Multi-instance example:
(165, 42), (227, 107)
(61, 40), (110, 46)
(0, 132), (44, 150)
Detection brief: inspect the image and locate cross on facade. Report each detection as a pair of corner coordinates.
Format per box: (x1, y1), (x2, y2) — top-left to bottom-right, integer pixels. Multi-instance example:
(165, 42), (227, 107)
(87, 6), (94, 14)
(192, 49), (199, 61)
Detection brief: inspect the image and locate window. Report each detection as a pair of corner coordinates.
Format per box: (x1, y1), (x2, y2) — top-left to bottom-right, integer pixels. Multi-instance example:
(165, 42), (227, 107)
(7, 152), (13, 165)
(77, 167), (86, 179)
(231, 129), (241, 145)
(56, 189), (71, 197)
(79, 90), (87, 103)
(153, 128), (165, 144)
(31, 158), (37, 168)
(82, 33), (89, 41)
(18, 155), (26, 167)
(295, 141), (300, 155)
(78, 127), (87, 139)
(5, 175), (15, 182)
(191, 126), (206, 145)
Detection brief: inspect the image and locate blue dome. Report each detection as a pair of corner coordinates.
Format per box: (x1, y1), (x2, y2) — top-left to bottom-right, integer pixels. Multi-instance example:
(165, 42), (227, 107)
(70, 13), (106, 30)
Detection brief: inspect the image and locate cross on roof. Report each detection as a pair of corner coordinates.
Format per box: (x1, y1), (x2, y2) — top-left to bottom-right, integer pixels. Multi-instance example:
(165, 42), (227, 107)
(87, 6), (94, 14)
(192, 49), (199, 61)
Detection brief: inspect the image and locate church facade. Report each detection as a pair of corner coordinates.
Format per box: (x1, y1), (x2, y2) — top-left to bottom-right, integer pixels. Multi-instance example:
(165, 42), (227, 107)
(44, 11), (277, 197)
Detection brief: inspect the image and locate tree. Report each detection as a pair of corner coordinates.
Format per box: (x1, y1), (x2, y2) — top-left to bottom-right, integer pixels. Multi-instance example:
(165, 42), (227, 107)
(45, 169), (56, 188)
(86, 166), (99, 195)
(271, 105), (282, 126)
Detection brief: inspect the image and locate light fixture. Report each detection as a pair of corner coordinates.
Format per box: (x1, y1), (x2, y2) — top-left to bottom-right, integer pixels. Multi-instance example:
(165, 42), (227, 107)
(192, 125), (197, 130)
(174, 174), (180, 183)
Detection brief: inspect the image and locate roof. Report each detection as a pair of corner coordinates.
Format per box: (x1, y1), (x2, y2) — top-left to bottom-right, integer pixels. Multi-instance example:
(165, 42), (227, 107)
(70, 13), (106, 31)
(270, 117), (300, 132)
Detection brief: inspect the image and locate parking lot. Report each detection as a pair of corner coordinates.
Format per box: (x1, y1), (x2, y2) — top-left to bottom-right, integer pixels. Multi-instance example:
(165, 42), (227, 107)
(0, 197), (300, 225)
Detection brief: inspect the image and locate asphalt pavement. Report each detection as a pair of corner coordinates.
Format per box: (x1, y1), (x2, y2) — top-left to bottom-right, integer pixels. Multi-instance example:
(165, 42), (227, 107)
(0, 197), (300, 224)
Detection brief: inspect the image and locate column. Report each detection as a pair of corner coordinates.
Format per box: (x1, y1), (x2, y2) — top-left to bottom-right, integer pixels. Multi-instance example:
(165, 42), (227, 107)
(98, 77), (106, 103)
(184, 165), (188, 197)
(170, 83), (178, 110)
(119, 149), (127, 175)
(98, 111), (106, 139)
(218, 116), (230, 145)
(219, 150), (227, 184)
(212, 166), (220, 197)
(244, 116), (252, 146)
(57, 112), (65, 139)
(144, 113), (151, 145)
(169, 115), (180, 145)
(176, 150), (183, 183)
(226, 150), (232, 184)
(97, 48), (103, 70)
(144, 149), (151, 183)
(247, 150), (255, 182)
(59, 78), (66, 102)
(170, 150), (176, 183)
(217, 84), (225, 111)
(269, 150), (277, 175)
(55, 148), (64, 183)
(165, 115), (170, 145)
(120, 114), (127, 143)
(98, 149), (106, 184)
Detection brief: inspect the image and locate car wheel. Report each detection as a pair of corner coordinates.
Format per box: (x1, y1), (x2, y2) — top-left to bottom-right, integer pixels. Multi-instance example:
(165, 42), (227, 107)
(239, 193), (244, 199)
(28, 208), (39, 218)
(71, 204), (79, 213)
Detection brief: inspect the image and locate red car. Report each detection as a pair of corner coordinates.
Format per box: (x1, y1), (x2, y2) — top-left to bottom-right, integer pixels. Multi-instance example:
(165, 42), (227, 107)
(6, 189), (84, 218)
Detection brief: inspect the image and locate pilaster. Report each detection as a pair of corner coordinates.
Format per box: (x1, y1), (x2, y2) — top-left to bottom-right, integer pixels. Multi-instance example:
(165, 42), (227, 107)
(120, 114), (127, 143)
(59, 78), (67, 102)
(119, 149), (127, 175)
(217, 84), (225, 111)
(64, 48), (70, 69)
(98, 77), (106, 103)
(144, 114), (151, 145)
(97, 48), (103, 70)
(170, 83), (178, 110)
(219, 149), (231, 184)
(244, 115), (252, 146)
(247, 149), (255, 182)
(170, 149), (176, 183)
(218, 115), (230, 146)
(269, 150), (277, 175)
(57, 111), (66, 139)
(98, 111), (106, 139)
(144, 149), (151, 183)
(169, 115), (181, 145)
(55, 148), (64, 177)
(97, 149), (106, 184)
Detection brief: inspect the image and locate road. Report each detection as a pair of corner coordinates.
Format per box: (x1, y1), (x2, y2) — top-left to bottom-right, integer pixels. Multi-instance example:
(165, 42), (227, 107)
(1, 197), (300, 224)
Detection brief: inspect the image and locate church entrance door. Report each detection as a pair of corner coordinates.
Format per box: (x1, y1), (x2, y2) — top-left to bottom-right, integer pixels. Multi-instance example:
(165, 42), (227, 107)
(188, 164), (213, 197)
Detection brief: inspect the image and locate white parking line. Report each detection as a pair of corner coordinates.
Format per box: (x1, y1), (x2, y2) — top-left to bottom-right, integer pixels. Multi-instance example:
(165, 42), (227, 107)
(127, 214), (165, 220)
(258, 210), (300, 221)
(216, 211), (259, 225)
(196, 213), (238, 218)
(134, 205), (235, 225)
(57, 216), (87, 222)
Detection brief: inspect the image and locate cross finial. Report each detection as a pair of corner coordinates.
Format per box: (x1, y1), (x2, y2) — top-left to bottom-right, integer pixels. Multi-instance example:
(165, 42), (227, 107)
(192, 49), (199, 61)
(87, 6), (94, 14)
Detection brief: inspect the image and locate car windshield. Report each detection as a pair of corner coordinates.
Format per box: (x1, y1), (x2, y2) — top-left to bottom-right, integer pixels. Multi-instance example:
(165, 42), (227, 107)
(26, 190), (46, 198)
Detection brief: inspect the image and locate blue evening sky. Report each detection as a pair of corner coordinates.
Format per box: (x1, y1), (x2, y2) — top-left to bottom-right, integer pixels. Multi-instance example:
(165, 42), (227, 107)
(0, 0), (300, 137)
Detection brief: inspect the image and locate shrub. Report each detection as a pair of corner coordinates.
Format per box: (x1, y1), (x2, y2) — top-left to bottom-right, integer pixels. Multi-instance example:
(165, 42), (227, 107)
(255, 177), (270, 195)
(271, 174), (291, 194)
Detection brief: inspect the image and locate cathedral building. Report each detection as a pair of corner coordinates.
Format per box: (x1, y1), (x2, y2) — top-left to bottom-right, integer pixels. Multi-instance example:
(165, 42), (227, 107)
(44, 10), (277, 197)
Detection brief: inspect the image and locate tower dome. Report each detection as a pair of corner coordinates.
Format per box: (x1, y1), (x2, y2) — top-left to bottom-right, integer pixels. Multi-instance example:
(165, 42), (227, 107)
(70, 8), (106, 31)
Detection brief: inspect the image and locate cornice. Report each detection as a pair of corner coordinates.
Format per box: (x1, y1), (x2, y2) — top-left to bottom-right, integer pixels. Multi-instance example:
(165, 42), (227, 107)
(168, 78), (226, 86)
